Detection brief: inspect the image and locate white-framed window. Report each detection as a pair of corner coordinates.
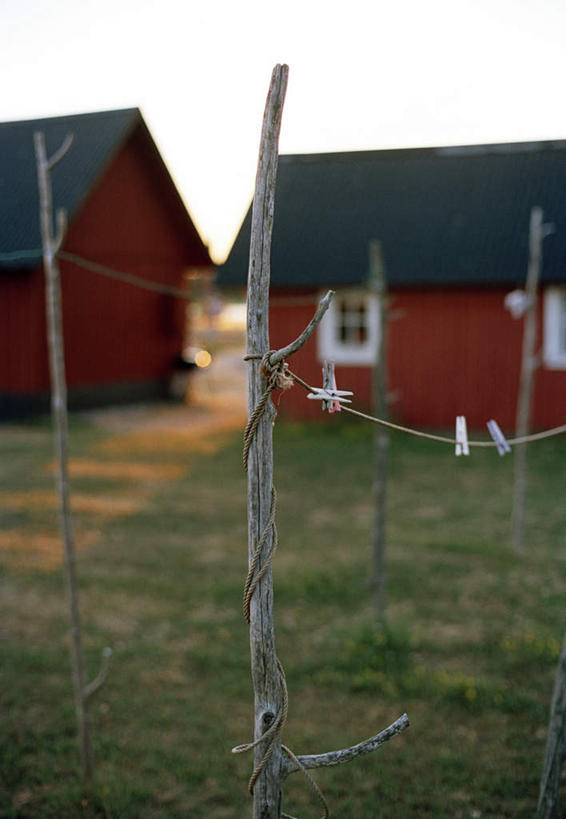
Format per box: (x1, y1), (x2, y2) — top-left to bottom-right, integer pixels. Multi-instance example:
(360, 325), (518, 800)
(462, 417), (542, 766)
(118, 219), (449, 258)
(543, 287), (566, 369)
(317, 290), (380, 366)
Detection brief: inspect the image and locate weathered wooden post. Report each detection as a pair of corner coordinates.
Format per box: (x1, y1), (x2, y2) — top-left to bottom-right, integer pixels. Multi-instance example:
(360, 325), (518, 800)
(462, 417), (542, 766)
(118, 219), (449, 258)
(369, 240), (389, 623)
(242, 62), (289, 818)
(536, 629), (566, 818)
(236, 64), (409, 819)
(511, 206), (549, 551)
(35, 132), (110, 784)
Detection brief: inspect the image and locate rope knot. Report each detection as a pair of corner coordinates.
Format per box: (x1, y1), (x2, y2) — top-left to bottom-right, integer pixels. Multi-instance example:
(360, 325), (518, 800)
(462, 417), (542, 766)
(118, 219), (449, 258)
(260, 352), (294, 392)
(243, 353), (294, 471)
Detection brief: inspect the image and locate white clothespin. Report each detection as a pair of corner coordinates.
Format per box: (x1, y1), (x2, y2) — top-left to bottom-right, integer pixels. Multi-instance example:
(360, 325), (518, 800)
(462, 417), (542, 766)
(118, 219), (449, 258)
(487, 419), (511, 456)
(306, 387), (353, 408)
(307, 361), (353, 411)
(325, 360), (341, 413)
(455, 416), (469, 456)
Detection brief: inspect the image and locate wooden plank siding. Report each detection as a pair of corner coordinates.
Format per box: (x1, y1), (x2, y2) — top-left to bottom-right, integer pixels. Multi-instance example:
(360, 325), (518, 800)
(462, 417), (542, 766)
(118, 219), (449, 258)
(269, 288), (566, 431)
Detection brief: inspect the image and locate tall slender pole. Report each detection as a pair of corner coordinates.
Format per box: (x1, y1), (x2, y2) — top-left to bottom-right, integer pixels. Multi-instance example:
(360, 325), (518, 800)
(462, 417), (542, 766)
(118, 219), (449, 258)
(536, 629), (566, 818)
(245, 65), (289, 818)
(238, 67), (410, 816)
(34, 131), (93, 783)
(511, 206), (543, 552)
(369, 240), (389, 622)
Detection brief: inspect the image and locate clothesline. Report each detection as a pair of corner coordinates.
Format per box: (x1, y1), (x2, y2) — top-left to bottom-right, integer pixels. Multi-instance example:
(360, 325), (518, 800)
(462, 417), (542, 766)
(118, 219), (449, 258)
(287, 369), (566, 450)
(5, 245), (565, 450)
(0, 248), (195, 299)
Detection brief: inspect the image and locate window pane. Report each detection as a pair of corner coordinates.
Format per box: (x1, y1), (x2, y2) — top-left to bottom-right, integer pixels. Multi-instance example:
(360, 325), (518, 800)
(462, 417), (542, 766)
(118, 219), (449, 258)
(338, 301), (348, 341)
(334, 294), (371, 347)
(318, 291), (378, 365)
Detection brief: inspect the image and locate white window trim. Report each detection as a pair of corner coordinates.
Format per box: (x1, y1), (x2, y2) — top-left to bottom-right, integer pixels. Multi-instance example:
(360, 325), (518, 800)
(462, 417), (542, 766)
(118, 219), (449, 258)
(317, 289), (380, 366)
(543, 287), (566, 370)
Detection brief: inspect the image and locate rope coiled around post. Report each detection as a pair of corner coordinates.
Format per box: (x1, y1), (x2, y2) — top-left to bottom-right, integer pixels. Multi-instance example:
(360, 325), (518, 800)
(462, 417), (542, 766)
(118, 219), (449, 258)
(243, 487), (278, 624)
(239, 351), (328, 818)
(243, 352), (293, 471)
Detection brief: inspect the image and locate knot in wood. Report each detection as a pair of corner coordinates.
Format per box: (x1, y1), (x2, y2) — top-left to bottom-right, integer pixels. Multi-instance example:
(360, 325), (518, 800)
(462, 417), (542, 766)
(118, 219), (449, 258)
(262, 710), (276, 729)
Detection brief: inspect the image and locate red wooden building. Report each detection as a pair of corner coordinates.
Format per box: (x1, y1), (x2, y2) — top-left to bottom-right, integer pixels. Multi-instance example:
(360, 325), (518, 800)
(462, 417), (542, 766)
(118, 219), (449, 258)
(0, 108), (211, 418)
(220, 141), (566, 430)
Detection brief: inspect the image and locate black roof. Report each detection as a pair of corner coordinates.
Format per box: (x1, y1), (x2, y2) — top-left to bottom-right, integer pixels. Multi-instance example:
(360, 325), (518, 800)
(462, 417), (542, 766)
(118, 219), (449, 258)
(0, 108), (183, 270)
(219, 139), (566, 289)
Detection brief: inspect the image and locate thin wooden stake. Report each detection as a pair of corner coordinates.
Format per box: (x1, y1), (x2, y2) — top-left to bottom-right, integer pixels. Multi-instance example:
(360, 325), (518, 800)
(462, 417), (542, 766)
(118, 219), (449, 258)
(245, 63), (289, 818)
(536, 629), (566, 818)
(511, 206), (544, 552)
(369, 240), (389, 623)
(34, 131), (98, 784)
(241, 66), (409, 817)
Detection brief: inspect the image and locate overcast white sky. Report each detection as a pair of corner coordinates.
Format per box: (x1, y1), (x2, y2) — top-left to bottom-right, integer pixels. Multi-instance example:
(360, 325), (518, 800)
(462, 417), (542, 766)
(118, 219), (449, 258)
(3, 0), (566, 262)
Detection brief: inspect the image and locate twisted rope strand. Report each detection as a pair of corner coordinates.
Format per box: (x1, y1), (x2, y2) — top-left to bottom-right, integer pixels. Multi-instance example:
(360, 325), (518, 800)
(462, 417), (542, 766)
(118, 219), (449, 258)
(243, 487), (278, 623)
(243, 352), (285, 471)
(240, 354), (290, 794)
(247, 659), (289, 795)
(280, 743), (330, 819)
(240, 354), (327, 816)
(233, 658), (289, 795)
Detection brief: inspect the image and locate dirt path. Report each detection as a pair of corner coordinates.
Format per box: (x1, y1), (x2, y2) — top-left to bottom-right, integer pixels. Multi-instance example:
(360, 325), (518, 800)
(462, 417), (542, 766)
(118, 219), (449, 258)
(0, 349), (247, 570)
(87, 347), (247, 441)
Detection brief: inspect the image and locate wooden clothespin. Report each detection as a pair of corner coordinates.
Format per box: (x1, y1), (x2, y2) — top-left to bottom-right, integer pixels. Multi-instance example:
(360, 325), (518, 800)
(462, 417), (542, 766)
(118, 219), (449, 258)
(322, 360), (333, 412)
(307, 361), (353, 412)
(487, 419), (511, 456)
(455, 416), (469, 456)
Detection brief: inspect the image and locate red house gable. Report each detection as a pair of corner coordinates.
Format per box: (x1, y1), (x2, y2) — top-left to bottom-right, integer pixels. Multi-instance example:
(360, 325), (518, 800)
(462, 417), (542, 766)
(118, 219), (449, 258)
(0, 109), (211, 417)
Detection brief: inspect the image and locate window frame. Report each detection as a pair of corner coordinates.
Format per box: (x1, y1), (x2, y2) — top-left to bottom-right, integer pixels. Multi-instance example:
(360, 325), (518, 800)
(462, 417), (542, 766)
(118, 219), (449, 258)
(317, 289), (380, 366)
(543, 287), (566, 370)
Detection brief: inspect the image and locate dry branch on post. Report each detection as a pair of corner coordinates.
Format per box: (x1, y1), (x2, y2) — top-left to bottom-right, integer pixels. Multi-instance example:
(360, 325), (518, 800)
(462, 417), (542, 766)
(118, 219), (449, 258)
(237, 64), (409, 819)
(34, 132), (111, 785)
(280, 714), (410, 778)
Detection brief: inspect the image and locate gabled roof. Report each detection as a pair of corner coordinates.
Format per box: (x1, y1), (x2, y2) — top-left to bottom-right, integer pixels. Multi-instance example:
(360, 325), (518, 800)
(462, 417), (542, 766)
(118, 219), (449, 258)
(0, 108), (209, 270)
(219, 139), (566, 289)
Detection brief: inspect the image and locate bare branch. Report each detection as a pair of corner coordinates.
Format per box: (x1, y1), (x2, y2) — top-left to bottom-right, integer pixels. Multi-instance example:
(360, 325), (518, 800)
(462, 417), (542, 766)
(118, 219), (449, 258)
(269, 290), (335, 365)
(281, 713), (409, 778)
(46, 132), (74, 170)
(53, 208), (68, 255)
(83, 647), (112, 702)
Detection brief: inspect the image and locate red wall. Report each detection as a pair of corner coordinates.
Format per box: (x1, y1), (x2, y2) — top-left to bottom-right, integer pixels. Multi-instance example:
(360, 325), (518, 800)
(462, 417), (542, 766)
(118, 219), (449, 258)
(268, 287), (566, 431)
(0, 270), (46, 392)
(1, 127), (209, 399)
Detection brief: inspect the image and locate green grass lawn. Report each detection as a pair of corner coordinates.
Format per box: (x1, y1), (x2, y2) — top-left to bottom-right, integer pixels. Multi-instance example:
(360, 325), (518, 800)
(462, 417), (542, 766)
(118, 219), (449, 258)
(1, 412), (565, 817)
